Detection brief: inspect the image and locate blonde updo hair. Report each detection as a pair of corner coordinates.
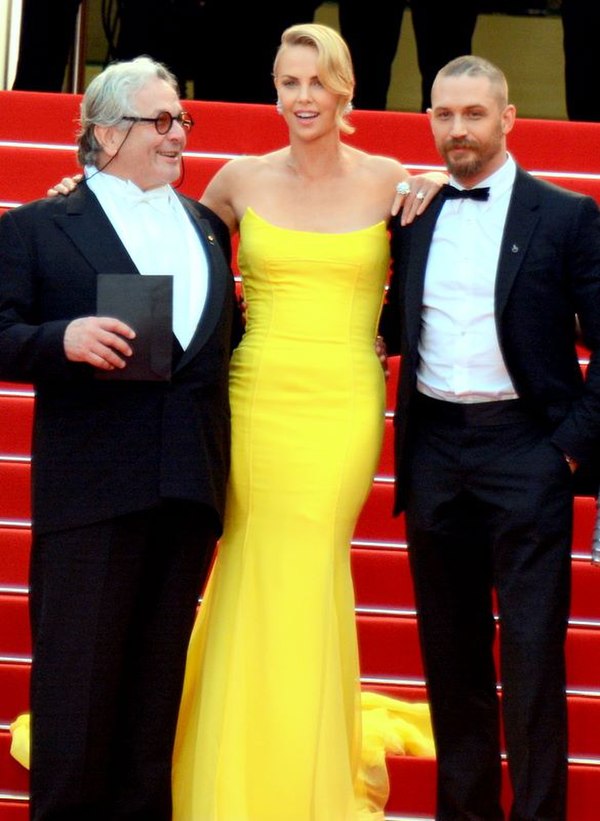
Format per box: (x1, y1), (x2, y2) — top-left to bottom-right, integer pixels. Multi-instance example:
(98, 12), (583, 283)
(273, 23), (355, 135)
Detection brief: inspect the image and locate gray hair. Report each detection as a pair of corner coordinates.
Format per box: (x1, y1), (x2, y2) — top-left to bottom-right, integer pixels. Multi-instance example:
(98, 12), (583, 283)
(77, 56), (179, 167)
(433, 55), (509, 108)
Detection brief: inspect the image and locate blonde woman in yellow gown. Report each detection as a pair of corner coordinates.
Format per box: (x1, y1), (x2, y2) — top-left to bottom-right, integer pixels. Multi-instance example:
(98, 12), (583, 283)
(172, 23), (441, 820)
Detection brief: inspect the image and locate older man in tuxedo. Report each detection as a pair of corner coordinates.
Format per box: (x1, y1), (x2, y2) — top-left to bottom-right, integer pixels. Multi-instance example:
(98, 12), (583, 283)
(0, 56), (240, 819)
(380, 55), (600, 820)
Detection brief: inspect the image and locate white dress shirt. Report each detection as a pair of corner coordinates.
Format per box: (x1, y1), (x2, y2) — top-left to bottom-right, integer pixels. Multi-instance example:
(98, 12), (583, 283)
(417, 153), (519, 403)
(86, 168), (209, 349)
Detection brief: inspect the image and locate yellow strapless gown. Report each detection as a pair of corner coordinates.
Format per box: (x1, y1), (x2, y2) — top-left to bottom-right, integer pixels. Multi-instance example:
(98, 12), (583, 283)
(171, 208), (433, 820)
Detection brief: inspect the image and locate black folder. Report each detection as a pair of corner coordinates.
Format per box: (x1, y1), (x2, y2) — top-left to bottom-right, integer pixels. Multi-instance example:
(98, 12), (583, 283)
(96, 274), (173, 381)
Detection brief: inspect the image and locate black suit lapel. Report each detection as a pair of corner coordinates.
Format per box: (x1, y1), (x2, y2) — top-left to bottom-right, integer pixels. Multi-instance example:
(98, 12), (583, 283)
(495, 168), (542, 316)
(176, 197), (231, 371)
(53, 185), (139, 275)
(404, 194), (446, 349)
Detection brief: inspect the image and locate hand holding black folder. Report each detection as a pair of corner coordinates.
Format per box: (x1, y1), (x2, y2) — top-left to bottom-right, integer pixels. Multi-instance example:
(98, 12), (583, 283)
(96, 274), (173, 381)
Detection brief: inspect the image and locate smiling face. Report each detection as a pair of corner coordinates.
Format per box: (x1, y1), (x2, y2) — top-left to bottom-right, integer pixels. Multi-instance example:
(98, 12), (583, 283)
(428, 73), (516, 186)
(94, 77), (187, 190)
(274, 44), (341, 137)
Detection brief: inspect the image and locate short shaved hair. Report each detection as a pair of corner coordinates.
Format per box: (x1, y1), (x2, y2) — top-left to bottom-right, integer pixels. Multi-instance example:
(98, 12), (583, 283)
(433, 55), (509, 109)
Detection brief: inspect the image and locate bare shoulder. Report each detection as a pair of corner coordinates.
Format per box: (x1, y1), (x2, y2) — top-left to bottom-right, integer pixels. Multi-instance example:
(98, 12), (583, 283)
(203, 151), (284, 196)
(204, 149), (292, 227)
(342, 148), (410, 201)
(356, 149), (409, 183)
(203, 154), (258, 192)
(200, 154), (269, 232)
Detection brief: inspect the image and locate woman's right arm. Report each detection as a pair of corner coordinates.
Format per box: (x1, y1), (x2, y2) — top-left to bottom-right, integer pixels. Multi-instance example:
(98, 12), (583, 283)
(200, 157), (250, 236)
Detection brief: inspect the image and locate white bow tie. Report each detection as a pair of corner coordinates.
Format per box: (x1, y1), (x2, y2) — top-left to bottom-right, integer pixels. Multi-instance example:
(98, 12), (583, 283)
(124, 184), (172, 213)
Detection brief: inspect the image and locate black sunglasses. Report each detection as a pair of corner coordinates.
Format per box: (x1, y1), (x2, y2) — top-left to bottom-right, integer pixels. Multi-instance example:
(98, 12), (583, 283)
(121, 110), (194, 134)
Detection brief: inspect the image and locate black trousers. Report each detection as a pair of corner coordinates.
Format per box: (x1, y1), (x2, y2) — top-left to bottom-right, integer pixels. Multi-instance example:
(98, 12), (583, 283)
(338, 0), (478, 111)
(29, 500), (218, 821)
(405, 398), (571, 821)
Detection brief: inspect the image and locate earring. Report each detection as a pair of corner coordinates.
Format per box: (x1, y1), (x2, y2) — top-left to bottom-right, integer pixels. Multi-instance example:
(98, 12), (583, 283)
(276, 99), (283, 115)
(344, 101), (353, 116)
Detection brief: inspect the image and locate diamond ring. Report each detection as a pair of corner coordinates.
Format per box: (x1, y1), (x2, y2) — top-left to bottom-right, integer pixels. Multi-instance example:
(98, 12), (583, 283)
(395, 181), (411, 196)
(415, 191), (426, 200)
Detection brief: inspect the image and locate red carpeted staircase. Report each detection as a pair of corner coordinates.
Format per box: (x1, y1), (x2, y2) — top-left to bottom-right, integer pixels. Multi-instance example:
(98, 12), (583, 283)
(1, 91), (600, 820)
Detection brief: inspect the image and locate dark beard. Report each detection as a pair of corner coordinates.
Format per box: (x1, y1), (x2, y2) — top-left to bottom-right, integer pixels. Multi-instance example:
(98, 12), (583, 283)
(446, 154), (485, 181)
(441, 127), (504, 182)
(442, 140), (484, 181)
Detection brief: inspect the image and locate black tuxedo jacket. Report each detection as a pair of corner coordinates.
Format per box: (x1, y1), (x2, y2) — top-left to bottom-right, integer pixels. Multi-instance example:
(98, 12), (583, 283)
(380, 166), (600, 512)
(0, 184), (241, 534)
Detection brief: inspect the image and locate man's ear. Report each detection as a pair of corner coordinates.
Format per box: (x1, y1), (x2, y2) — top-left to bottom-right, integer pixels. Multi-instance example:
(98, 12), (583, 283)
(501, 104), (517, 136)
(93, 124), (121, 158)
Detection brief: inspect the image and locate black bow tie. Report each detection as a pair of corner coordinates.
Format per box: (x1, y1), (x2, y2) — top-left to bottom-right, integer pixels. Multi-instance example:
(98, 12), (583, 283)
(443, 184), (490, 201)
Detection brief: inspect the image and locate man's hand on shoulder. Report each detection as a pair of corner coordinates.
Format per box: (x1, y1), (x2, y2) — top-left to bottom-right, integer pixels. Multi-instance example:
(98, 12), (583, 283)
(47, 174), (82, 197)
